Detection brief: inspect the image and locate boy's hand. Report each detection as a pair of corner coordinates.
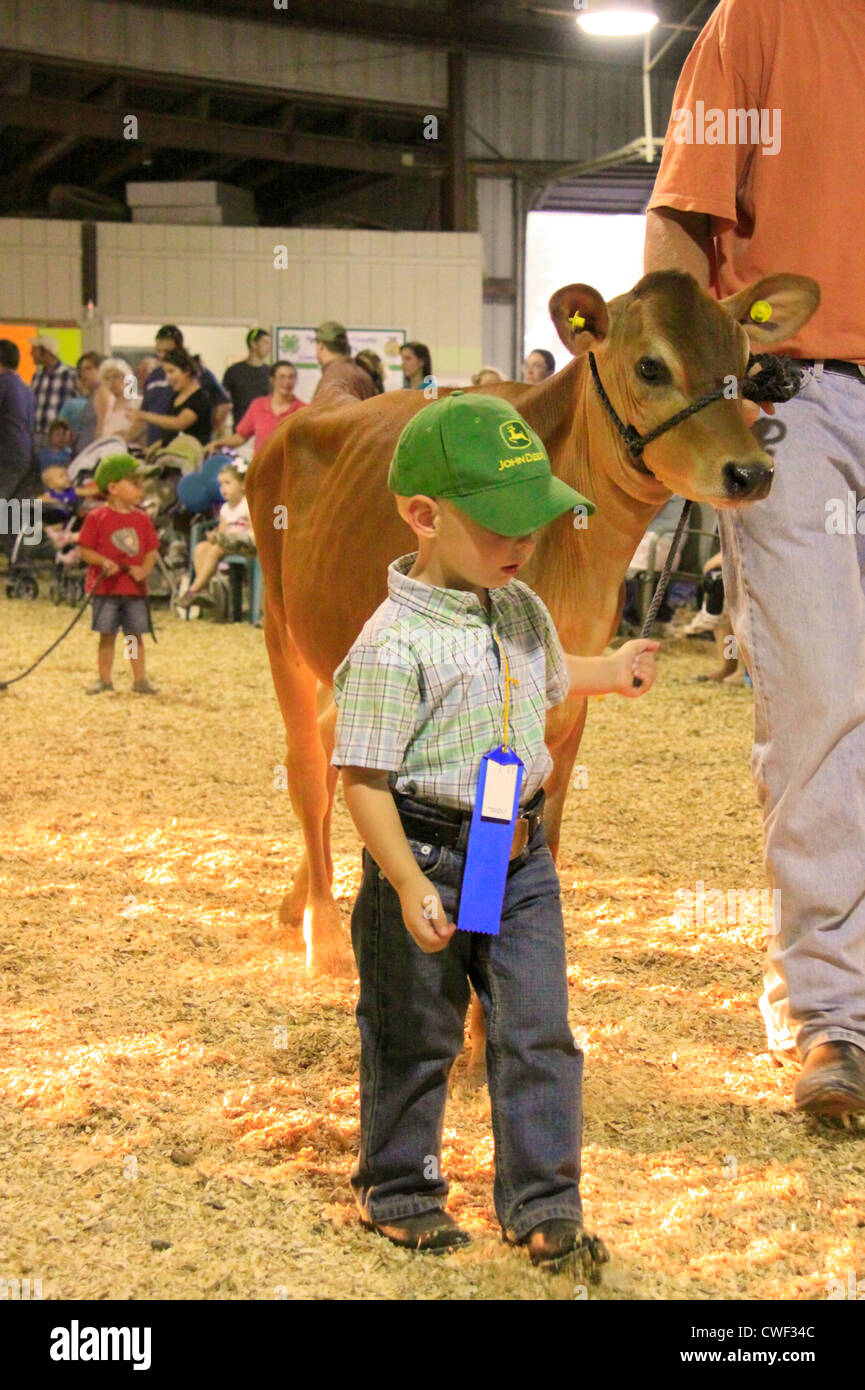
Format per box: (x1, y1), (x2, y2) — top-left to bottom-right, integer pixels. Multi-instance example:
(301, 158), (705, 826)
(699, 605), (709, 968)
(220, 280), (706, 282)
(101, 558), (119, 576)
(128, 564), (146, 581)
(611, 639), (659, 697)
(397, 871), (457, 953)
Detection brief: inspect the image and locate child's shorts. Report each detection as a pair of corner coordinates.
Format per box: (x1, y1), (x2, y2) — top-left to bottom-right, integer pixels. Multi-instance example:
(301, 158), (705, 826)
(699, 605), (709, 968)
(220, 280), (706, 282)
(91, 595), (150, 636)
(214, 533), (256, 556)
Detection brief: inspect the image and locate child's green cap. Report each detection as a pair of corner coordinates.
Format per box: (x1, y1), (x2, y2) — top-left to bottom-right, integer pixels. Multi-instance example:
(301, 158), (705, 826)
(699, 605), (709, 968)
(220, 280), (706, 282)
(94, 454), (143, 493)
(387, 392), (595, 537)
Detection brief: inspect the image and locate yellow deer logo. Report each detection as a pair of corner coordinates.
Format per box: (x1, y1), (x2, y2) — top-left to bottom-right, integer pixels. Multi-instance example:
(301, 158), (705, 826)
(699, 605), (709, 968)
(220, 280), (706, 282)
(498, 420), (532, 450)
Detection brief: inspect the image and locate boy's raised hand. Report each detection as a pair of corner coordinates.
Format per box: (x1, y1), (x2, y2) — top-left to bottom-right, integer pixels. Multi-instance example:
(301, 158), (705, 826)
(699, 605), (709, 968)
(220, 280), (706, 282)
(398, 874), (457, 953)
(611, 639), (659, 697)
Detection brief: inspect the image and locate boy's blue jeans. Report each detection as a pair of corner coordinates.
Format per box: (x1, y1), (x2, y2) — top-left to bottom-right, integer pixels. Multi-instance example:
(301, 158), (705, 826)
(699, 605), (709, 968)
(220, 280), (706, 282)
(349, 792), (584, 1242)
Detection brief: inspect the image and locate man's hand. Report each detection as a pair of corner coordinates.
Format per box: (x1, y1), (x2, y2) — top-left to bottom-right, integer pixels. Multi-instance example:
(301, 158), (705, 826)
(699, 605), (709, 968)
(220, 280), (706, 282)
(101, 558), (119, 576)
(611, 639), (659, 697)
(741, 397), (775, 428)
(128, 564), (146, 581)
(397, 871), (457, 953)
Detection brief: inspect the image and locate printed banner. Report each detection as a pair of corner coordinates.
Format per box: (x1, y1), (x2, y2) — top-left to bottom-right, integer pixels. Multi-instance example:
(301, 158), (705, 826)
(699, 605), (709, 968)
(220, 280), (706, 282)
(273, 326), (407, 402)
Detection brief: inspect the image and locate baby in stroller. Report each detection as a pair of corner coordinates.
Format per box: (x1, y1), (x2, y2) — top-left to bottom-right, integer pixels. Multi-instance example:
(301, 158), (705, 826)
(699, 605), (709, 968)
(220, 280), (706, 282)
(39, 462), (100, 565)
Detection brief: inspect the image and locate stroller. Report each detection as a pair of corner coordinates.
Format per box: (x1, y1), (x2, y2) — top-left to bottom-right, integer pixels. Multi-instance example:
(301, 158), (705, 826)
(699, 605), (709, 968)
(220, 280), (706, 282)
(4, 485), (97, 604)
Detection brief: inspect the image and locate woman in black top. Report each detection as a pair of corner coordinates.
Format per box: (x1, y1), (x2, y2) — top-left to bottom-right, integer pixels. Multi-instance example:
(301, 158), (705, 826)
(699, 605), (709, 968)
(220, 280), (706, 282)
(132, 348), (212, 446)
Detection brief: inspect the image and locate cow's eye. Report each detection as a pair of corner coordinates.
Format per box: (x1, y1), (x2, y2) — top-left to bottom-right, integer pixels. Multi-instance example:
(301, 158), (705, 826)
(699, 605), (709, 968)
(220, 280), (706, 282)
(636, 357), (669, 384)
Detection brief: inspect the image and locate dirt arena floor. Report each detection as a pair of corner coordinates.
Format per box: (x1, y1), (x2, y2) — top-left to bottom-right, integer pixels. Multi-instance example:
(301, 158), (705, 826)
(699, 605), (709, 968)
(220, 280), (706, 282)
(2, 589), (863, 1302)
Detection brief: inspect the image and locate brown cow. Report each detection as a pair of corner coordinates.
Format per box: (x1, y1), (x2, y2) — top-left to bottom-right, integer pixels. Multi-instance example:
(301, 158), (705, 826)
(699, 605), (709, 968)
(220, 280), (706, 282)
(246, 270), (819, 983)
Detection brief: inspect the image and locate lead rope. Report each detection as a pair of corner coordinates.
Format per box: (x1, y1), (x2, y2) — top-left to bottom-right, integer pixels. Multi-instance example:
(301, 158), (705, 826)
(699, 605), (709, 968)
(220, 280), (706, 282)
(492, 629), (519, 751)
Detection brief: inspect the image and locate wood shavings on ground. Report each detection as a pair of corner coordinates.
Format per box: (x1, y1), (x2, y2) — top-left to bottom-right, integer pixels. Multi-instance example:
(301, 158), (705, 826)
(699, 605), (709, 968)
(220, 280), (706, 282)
(1, 592), (863, 1300)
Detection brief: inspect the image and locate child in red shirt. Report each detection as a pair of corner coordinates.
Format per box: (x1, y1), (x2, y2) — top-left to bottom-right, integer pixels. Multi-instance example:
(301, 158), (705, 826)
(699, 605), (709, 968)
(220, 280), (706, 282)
(77, 454), (161, 695)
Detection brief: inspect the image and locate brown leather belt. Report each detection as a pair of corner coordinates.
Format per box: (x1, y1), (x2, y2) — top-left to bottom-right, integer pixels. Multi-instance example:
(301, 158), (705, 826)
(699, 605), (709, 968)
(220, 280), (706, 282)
(395, 788), (545, 861)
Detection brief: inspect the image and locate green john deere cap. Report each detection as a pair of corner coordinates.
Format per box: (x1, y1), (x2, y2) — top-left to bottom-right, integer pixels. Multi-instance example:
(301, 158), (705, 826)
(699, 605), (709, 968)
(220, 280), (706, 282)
(314, 319), (348, 344)
(388, 391), (595, 537)
(94, 453), (144, 493)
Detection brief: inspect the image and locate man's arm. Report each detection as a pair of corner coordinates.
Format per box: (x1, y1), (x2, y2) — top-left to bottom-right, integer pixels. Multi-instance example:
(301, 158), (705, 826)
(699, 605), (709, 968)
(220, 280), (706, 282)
(644, 207), (713, 286)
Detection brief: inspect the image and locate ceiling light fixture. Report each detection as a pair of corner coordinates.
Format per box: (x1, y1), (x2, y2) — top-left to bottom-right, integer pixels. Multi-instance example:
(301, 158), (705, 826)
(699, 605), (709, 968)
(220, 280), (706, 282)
(576, 0), (660, 37)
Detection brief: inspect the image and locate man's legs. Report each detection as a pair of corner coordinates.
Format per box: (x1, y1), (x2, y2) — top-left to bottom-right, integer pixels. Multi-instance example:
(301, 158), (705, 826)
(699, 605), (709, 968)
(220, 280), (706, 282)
(719, 367), (865, 1063)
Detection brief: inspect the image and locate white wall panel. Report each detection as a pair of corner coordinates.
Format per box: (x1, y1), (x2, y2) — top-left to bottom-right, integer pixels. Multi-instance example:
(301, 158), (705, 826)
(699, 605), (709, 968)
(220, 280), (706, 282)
(0, 219), (79, 320)
(0, 0), (447, 108)
(93, 223), (482, 381)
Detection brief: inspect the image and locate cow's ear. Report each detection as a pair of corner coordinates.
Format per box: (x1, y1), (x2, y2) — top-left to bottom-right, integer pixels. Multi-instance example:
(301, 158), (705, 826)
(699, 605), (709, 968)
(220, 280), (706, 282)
(549, 284), (610, 357)
(720, 274), (820, 347)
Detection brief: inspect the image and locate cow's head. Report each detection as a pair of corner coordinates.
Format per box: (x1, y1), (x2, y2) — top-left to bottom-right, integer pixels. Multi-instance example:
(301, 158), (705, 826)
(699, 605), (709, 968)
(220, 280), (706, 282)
(549, 270), (820, 506)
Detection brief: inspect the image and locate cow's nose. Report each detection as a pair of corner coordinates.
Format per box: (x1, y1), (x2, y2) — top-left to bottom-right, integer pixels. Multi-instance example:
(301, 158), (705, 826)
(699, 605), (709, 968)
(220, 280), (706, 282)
(722, 461), (773, 501)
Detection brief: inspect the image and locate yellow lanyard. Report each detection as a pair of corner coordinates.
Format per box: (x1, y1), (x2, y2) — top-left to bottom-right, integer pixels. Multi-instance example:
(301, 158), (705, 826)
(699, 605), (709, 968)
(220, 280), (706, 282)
(492, 629), (519, 752)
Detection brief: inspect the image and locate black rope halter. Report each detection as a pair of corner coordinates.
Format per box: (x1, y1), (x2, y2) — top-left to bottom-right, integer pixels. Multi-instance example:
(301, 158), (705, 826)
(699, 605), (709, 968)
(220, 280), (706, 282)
(588, 349), (807, 682)
(588, 350), (804, 467)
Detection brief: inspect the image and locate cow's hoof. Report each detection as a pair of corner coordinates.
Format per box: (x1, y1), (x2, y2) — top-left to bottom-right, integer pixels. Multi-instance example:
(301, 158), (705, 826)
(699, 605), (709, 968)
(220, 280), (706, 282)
(279, 866), (310, 930)
(308, 937), (355, 979)
(306, 900), (355, 978)
(277, 920), (306, 956)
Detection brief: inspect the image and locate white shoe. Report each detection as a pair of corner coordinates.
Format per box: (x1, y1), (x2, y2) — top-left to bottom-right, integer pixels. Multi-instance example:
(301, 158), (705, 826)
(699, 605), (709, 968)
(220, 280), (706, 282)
(682, 607), (723, 636)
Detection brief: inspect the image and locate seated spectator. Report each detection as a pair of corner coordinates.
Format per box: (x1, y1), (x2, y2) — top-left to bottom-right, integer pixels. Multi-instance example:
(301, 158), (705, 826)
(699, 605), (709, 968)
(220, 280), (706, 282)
(204, 361), (304, 457)
(523, 349), (556, 384)
(222, 329), (272, 426)
(131, 348), (212, 448)
(622, 495), (688, 635)
(400, 341), (433, 390)
(355, 348), (385, 395)
(190, 353), (230, 434)
(136, 355), (158, 397)
(690, 549), (743, 685)
(141, 326), (227, 445)
(471, 365), (506, 386)
(37, 419), (73, 473)
(176, 464), (254, 609)
(60, 352), (104, 451)
(97, 357), (141, 440)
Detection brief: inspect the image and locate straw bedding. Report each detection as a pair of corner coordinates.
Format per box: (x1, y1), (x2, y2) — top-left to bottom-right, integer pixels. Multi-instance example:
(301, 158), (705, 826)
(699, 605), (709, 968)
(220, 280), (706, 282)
(1, 592), (862, 1301)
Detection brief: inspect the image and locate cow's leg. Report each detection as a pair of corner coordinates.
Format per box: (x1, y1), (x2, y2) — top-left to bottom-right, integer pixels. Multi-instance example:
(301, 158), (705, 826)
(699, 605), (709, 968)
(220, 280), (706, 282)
(263, 609), (351, 976)
(464, 699), (590, 1085)
(280, 693), (340, 930)
(543, 698), (589, 861)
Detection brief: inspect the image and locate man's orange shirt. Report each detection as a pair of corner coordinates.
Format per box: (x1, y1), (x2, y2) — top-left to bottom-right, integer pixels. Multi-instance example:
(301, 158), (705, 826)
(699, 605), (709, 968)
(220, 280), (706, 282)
(648, 0), (865, 362)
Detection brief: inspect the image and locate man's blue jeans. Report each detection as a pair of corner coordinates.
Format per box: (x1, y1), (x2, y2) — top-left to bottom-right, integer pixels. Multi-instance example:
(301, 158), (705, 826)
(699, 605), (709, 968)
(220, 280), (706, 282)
(349, 794), (583, 1242)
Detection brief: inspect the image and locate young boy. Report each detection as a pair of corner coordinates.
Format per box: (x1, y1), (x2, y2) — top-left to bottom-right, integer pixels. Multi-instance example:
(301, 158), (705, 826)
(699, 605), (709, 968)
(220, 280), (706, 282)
(331, 392), (657, 1273)
(77, 454), (160, 696)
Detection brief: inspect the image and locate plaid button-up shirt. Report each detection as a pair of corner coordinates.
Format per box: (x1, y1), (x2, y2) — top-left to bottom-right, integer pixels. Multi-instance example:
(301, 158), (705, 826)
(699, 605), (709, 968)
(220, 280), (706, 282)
(31, 362), (80, 441)
(331, 552), (571, 813)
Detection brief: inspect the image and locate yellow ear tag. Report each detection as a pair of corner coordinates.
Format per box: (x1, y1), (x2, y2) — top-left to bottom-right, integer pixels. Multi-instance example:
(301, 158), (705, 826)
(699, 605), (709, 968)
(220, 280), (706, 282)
(750, 300), (773, 323)
(570, 311), (586, 331)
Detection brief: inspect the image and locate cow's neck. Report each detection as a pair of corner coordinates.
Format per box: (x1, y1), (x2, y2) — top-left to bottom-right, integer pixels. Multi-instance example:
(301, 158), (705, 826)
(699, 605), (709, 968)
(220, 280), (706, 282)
(512, 356), (671, 653)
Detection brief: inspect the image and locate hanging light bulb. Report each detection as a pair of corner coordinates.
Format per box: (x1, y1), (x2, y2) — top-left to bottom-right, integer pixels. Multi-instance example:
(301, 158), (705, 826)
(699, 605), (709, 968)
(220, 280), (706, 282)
(577, 0), (660, 37)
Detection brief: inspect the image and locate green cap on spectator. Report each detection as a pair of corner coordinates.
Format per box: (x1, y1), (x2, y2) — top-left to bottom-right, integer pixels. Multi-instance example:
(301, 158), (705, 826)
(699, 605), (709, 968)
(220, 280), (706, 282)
(314, 320), (348, 346)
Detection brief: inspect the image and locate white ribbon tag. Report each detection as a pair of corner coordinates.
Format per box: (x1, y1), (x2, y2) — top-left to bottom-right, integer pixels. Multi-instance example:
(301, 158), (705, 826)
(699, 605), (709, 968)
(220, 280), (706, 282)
(481, 758), (519, 821)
